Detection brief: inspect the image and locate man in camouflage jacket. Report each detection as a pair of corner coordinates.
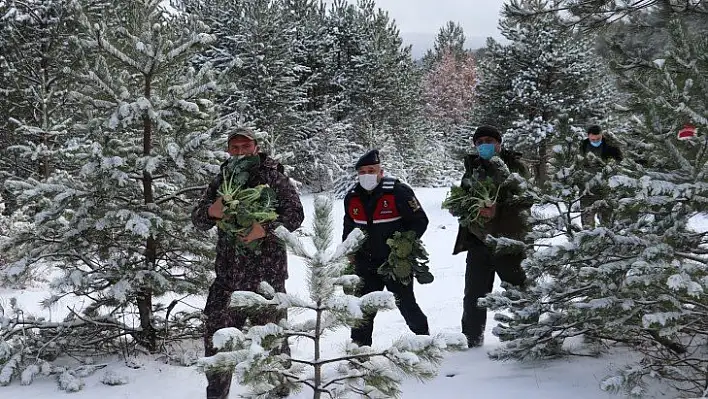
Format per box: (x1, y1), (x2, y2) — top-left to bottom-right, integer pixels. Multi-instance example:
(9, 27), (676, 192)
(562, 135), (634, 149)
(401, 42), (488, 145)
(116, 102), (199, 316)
(191, 128), (304, 399)
(452, 125), (531, 348)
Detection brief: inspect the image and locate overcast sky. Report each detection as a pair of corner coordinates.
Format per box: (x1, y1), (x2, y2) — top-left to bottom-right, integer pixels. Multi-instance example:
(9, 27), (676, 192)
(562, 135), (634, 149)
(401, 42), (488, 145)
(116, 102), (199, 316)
(365, 0), (508, 57)
(373, 0), (506, 38)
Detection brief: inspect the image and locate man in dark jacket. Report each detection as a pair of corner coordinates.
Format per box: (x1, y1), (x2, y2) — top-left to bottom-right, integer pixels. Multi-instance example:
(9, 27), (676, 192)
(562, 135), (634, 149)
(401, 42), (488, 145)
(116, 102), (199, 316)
(452, 125), (530, 348)
(343, 149), (430, 347)
(191, 128), (304, 399)
(579, 124), (623, 228)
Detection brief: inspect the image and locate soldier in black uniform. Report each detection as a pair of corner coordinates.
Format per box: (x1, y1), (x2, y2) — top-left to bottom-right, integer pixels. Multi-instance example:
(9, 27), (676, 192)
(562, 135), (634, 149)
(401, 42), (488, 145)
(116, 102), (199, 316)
(343, 149), (430, 347)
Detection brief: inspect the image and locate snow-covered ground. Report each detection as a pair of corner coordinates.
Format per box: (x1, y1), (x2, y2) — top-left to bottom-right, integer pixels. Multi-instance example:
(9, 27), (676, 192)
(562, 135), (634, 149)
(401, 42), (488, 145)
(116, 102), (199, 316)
(1, 187), (674, 398)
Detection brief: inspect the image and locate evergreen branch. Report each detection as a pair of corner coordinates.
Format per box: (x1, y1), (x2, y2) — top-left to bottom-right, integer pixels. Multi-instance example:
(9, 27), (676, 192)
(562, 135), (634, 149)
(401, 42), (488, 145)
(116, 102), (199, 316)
(675, 252), (708, 264)
(644, 329), (687, 355)
(321, 372), (367, 389)
(154, 185), (207, 205)
(93, 30), (144, 73)
(283, 331), (316, 340)
(164, 34), (212, 65)
(287, 351), (386, 367)
(66, 307), (134, 331)
(278, 371), (317, 391)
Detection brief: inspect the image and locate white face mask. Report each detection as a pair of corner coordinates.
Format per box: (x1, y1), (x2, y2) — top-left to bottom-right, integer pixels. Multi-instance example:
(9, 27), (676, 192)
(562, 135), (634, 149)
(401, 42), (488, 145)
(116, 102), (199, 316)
(358, 174), (379, 191)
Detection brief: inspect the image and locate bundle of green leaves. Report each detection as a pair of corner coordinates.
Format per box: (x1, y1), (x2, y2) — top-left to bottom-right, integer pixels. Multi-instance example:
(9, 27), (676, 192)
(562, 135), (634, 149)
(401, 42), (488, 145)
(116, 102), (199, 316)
(216, 156), (278, 252)
(442, 156), (510, 228)
(378, 230), (433, 285)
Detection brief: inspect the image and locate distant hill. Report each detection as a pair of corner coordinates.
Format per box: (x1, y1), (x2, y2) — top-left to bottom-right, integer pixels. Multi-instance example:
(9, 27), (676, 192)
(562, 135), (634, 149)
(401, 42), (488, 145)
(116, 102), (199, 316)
(401, 32), (491, 59)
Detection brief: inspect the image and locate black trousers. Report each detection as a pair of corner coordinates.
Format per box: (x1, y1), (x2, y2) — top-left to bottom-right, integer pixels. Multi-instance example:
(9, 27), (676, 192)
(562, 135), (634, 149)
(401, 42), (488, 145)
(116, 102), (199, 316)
(351, 265), (429, 346)
(462, 238), (526, 343)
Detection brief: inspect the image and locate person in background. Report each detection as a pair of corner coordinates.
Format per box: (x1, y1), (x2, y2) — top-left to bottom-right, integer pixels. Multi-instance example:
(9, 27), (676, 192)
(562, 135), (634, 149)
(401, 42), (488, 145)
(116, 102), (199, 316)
(579, 124), (622, 228)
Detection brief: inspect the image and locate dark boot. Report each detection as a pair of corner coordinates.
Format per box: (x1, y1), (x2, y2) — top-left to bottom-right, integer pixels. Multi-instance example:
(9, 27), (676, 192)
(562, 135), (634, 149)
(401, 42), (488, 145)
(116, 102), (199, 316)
(466, 333), (484, 348)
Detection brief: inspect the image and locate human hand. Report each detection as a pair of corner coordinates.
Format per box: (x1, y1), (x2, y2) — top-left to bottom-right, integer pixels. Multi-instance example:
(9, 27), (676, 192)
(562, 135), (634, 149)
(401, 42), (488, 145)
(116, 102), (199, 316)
(242, 222), (266, 244)
(208, 197), (225, 219)
(479, 204), (497, 219)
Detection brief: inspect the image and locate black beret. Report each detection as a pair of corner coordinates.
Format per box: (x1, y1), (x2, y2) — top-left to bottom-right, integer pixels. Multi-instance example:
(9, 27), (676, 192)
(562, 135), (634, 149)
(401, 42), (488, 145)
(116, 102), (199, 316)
(355, 149), (380, 169)
(472, 125), (502, 144)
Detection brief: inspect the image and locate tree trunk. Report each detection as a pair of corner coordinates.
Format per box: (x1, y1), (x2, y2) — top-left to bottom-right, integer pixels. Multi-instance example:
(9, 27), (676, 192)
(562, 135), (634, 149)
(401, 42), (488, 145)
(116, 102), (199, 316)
(535, 139), (548, 187)
(137, 73), (157, 352)
(313, 302), (322, 399)
(39, 40), (51, 180)
(535, 108), (553, 187)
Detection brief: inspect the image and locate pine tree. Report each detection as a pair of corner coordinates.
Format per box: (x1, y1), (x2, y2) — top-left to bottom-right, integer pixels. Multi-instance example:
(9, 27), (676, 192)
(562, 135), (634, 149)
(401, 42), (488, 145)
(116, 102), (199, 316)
(421, 49), (477, 129)
(0, 192), (6, 269)
(503, 0), (708, 29)
(421, 48), (478, 164)
(473, 37), (517, 130)
(0, 0), (81, 214)
(278, 0), (357, 191)
(2, 0), (219, 353)
(326, 0), (422, 177)
(474, 0), (614, 185)
(483, 5), (708, 397)
(198, 195), (466, 398)
(422, 21), (467, 69)
(186, 0), (309, 158)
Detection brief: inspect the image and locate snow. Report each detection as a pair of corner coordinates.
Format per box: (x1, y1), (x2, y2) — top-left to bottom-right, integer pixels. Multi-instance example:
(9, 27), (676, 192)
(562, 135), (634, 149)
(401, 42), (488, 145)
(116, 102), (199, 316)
(212, 328), (245, 350)
(1, 187), (689, 398)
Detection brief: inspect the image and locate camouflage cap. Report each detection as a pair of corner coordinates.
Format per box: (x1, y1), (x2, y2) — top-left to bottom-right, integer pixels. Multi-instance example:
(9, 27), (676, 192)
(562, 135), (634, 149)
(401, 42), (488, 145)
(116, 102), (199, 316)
(227, 128), (257, 142)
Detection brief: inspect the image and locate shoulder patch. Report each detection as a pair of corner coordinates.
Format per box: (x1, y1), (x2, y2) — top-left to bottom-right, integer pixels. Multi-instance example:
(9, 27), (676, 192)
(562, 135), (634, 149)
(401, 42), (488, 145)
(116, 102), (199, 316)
(408, 197), (421, 211)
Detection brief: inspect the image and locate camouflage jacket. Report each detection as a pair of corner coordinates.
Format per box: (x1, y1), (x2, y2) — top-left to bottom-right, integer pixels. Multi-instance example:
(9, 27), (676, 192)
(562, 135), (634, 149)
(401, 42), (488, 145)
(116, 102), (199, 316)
(453, 149), (532, 254)
(191, 153), (304, 291)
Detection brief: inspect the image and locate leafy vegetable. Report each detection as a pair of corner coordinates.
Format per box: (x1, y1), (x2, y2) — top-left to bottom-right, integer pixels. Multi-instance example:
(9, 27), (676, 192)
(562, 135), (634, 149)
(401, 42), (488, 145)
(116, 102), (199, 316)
(378, 231), (433, 285)
(216, 156), (278, 253)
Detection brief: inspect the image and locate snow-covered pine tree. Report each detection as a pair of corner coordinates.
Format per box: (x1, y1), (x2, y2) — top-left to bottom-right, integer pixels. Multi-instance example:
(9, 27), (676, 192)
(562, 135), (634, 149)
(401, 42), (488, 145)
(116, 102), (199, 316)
(2, 0), (220, 356)
(185, 0), (309, 168)
(326, 0), (422, 179)
(199, 195), (466, 398)
(475, 0), (614, 185)
(473, 37), (517, 131)
(421, 47), (478, 162)
(0, 192), (6, 269)
(278, 0), (359, 191)
(0, 0), (80, 214)
(483, 4), (708, 397)
(421, 21), (467, 70)
(388, 62), (460, 187)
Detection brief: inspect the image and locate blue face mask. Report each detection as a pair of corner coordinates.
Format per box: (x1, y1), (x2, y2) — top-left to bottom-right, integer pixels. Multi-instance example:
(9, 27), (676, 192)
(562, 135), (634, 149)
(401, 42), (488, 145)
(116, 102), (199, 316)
(590, 140), (602, 148)
(477, 143), (496, 160)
